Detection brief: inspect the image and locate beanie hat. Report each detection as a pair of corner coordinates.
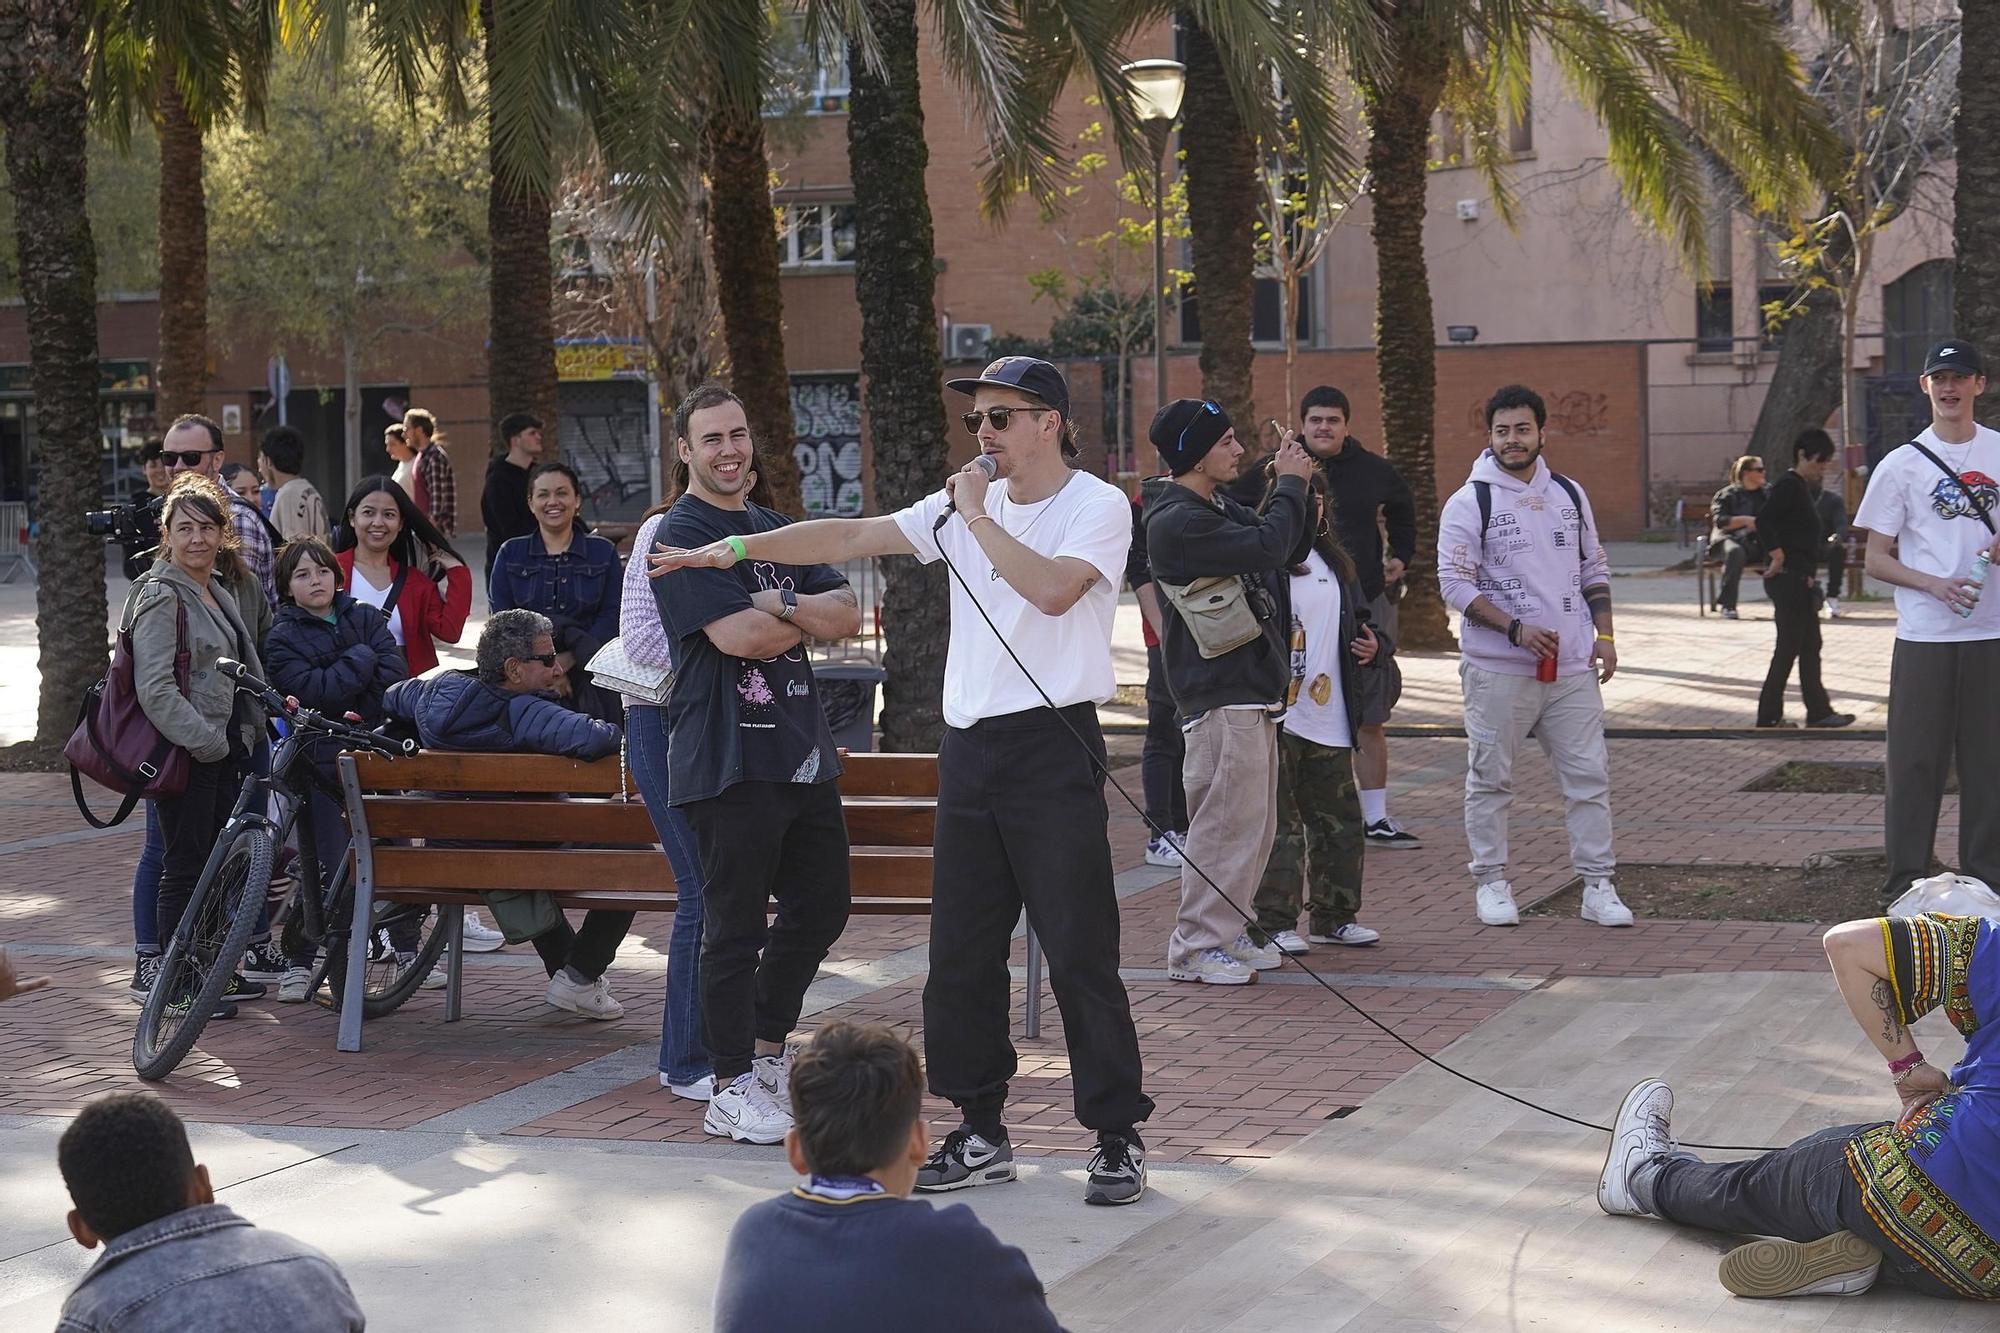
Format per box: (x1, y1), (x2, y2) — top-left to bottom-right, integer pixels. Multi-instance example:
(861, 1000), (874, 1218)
(1149, 398), (1232, 475)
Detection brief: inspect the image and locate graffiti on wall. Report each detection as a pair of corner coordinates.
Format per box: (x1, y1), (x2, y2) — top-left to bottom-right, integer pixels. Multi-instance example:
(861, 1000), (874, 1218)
(792, 374), (865, 517)
(1465, 390), (1613, 438)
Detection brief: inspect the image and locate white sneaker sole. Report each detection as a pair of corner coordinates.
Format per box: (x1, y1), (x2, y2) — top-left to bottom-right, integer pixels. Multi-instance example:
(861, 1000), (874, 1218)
(1275, 940), (1313, 955)
(1718, 1232), (1880, 1297)
(660, 1075), (714, 1101)
(1477, 911), (1520, 927)
(916, 1161), (1017, 1191)
(1165, 962), (1254, 985)
(546, 992), (623, 1020)
(1364, 837), (1421, 851)
(1144, 851), (1184, 868)
(1581, 907), (1634, 928)
(702, 1111), (787, 1144)
(458, 933), (505, 953)
(1084, 1166), (1146, 1206)
(1234, 953), (1283, 971)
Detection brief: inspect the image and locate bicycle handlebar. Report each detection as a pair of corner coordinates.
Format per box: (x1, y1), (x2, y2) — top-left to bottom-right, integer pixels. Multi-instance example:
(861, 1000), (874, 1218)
(216, 658), (417, 758)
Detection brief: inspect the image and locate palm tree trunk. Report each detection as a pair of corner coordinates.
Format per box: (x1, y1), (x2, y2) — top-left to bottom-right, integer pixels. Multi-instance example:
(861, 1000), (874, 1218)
(1179, 12), (1259, 435)
(482, 0), (559, 452)
(1957, 6), (2000, 395)
(849, 0), (949, 751)
(1363, 22), (1453, 650)
(704, 100), (803, 515)
(0, 0), (108, 750)
(155, 70), (208, 422)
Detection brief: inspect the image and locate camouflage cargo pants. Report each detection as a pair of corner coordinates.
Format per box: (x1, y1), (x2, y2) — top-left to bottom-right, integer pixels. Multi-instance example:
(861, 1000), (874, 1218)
(1251, 730), (1365, 940)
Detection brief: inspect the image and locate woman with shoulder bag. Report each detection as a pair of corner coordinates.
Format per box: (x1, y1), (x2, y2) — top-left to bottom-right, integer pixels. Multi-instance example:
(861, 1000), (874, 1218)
(130, 475), (270, 1009)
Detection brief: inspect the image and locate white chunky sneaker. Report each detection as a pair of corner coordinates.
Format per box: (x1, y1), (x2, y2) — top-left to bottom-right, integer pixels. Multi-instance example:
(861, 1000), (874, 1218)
(1314, 923), (1381, 947)
(1144, 833), (1186, 868)
(753, 1048), (795, 1114)
(1580, 879), (1635, 927)
(1166, 947), (1254, 985)
(1598, 1078), (1676, 1216)
(1229, 933), (1283, 971)
(1269, 930), (1311, 955)
(1476, 880), (1520, 927)
(704, 1072), (791, 1144)
(459, 910), (506, 952)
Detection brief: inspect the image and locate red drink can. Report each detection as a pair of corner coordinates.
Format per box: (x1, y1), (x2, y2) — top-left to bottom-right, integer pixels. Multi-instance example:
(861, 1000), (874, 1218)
(1536, 652), (1557, 683)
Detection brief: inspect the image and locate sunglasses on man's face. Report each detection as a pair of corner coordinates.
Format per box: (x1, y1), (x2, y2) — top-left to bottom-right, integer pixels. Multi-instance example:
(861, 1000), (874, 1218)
(517, 652), (559, 668)
(960, 406), (1046, 436)
(164, 449), (216, 468)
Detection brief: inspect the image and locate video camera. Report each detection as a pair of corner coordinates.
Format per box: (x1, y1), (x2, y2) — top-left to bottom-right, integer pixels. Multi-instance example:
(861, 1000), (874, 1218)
(85, 494), (163, 578)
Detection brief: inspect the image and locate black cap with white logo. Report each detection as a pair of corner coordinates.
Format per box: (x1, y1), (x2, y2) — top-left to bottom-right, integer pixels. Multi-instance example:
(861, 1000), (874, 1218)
(944, 356), (1071, 418)
(1924, 340), (1985, 377)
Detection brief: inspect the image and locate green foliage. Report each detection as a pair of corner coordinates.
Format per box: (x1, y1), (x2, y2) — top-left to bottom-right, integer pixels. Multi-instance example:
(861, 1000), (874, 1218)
(203, 54), (487, 358)
(0, 129), (161, 298)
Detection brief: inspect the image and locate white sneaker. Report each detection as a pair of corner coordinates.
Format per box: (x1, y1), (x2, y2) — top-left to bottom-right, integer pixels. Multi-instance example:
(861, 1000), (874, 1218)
(1476, 880), (1520, 926)
(1269, 930), (1311, 955)
(459, 910), (506, 953)
(277, 965), (314, 1003)
(546, 970), (623, 1019)
(659, 1072), (714, 1101)
(1825, 596), (1842, 618)
(704, 1072), (791, 1143)
(396, 950), (449, 991)
(1580, 879), (1635, 927)
(1166, 947), (1255, 985)
(754, 1048), (795, 1114)
(1229, 933), (1283, 971)
(1598, 1078), (1676, 1216)
(1144, 833), (1186, 868)
(1717, 1231), (1881, 1298)
(1312, 923), (1381, 946)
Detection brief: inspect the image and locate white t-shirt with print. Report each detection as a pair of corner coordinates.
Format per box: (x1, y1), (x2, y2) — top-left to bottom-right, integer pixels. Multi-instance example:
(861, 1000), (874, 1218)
(1281, 550), (1355, 750)
(892, 471), (1132, 730)
(1854, 425), (2000, 642)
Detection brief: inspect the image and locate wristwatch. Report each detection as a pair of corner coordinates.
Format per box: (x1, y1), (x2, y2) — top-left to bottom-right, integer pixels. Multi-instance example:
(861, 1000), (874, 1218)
(778, 588), (798, 621)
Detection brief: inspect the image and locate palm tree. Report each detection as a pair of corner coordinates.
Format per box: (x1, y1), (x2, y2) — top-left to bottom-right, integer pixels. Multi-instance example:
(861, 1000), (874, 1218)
(2, 0), (107, 750)
(1358, 0), (1837, 647)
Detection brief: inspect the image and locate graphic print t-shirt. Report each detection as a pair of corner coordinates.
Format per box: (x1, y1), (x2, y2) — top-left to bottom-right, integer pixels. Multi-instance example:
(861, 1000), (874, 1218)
(1855, 425), (2000, 642)
(654, 495), (849, 804)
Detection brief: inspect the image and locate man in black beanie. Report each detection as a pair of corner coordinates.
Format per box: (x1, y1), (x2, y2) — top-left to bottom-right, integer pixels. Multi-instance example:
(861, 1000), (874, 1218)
(1142, 398), (1315, 985)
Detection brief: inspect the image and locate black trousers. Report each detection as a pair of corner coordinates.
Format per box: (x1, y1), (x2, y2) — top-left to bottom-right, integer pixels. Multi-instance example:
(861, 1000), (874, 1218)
(1823, 537), (1847, 598)
(1141, 644), (1187, 834)
(157, 756), (248, 946)
(684, 779), (851, 1083)
(925, 704), (1155, 1133)
(529, 910), (635, 981)
(1884, 637), (2000, 900)
(1757, 569), (1832, 725)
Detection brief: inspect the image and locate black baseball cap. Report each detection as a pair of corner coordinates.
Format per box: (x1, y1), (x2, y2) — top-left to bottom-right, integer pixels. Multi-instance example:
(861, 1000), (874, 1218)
(944, 356), (1070, 418)
(1924, 340), (1985, 377)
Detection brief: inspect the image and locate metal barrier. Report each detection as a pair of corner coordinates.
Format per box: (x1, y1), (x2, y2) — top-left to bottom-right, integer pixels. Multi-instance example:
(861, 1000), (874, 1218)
(0, 502), (33, 583)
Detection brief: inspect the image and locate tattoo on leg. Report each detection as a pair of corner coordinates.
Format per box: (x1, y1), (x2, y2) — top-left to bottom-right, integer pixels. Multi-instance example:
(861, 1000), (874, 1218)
(1872, 977), (1907, 1044)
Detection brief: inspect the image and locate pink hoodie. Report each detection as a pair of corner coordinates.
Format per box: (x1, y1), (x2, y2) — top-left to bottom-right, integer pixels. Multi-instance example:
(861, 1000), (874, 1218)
(1437, 450), (1611, 678)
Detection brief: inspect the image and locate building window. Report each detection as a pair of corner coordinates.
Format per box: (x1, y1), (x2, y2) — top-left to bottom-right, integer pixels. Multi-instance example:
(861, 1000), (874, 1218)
(1883, 259), (1954, 376)
(1696, 286), (1734, 353)
(808, 48), (851, 112)
(1178, 277), (1312, 347)
(779, 203), (857, 268)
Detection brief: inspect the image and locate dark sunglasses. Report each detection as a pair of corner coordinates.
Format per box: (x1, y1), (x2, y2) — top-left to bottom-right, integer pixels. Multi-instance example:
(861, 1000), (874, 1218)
(960, 406), (1049, 436)
(517, 652), (559, 668)
(1177, 400), (1223, 455)
(164, 448), (217, 467)
(1744, 466), (1766, 474)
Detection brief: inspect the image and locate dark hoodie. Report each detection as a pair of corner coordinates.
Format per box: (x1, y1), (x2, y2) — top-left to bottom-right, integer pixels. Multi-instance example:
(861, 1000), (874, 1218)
(1141, 473), (1312, 715)
(382, 670), (620, 759)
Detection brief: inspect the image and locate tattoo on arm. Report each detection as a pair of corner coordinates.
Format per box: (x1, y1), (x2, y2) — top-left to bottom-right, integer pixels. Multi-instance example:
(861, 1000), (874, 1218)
(1872, 976), (1908, 1044)
(1464, 602), (1510, 632)
(823, 587), (858, 608)
(1584, 586), (1613, 616)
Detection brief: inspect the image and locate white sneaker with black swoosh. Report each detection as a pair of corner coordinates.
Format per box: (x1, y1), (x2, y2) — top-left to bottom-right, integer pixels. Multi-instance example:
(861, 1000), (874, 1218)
(704, 1072), (792, 1144)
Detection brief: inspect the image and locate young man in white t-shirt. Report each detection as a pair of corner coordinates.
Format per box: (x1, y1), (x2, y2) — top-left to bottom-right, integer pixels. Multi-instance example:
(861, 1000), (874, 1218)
(1854, 339), (2000, 901)
(646, 357), (1154, 1208)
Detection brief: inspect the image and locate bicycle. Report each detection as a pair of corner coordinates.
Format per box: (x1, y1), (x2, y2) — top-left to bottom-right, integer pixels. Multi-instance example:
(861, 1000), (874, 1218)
(132, 659), (426, 1080)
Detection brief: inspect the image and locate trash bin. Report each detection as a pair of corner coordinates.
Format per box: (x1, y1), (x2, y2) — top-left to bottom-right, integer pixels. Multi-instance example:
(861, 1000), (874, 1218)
(813, 660), (887, 753)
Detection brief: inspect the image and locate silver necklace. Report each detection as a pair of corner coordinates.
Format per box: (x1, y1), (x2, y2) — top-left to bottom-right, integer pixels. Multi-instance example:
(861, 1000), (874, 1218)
(988, 474), (1075, 580)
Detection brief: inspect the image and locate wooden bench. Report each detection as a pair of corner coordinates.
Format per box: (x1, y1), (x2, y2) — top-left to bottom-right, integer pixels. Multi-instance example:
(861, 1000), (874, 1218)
(332, 749), (945, 1053)
(1696, 527), (1866, 616)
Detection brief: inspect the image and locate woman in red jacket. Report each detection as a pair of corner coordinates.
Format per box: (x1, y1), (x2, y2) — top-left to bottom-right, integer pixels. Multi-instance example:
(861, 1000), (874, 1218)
(333, 475), (470, 677)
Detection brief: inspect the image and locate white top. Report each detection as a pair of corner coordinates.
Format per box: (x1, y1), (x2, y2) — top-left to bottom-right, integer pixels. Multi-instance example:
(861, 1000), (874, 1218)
(392, 457), (419, 499)
(347, 564), (407, 646)
(1854, 425), (2000, 642)
(1281, 550), (1354, 749)
(892, 470), (1132, 729)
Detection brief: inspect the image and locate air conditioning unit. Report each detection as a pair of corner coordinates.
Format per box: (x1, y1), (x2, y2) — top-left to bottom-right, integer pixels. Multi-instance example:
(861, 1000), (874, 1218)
(948, 323), (992, 362)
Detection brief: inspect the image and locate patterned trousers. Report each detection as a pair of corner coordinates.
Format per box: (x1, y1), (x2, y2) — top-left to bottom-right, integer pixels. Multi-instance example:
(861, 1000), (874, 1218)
(1251, 729), (1365, 939)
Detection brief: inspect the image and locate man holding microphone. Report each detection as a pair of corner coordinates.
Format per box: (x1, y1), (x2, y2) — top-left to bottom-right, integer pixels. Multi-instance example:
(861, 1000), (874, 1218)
(648, 357), (1154, 1207)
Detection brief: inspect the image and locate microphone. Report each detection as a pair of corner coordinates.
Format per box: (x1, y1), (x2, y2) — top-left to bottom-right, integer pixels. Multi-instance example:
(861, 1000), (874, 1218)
(933, 453), (999, 533)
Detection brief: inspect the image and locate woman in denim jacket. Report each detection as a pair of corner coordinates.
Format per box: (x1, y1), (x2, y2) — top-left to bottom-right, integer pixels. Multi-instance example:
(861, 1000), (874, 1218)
(489, 461), (620, 722)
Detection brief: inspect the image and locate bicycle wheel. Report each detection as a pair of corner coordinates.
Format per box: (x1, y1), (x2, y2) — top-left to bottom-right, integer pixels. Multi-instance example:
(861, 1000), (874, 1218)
(324, 900), (450, 1019)
(133, 826), (273, 1080)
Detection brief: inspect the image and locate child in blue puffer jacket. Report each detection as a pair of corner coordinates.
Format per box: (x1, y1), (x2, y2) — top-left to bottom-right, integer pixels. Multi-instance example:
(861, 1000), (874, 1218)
(262, 537), (407, 1000)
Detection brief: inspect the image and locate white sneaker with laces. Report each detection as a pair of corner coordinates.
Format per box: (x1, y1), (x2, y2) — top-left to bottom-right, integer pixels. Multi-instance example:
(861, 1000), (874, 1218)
(459, 910), (506, 953)
(1581, 879), (1635, 927)
(754, 1048), (794, 1114)
(1476, 880), (1520, 926)
(1144, 833), (1186, 868)
(1166, 947), (1255, 985)
(1229, 933), (1283, 971)
(1598, 1078), (1677, 1216)
(704, 1072), (792, 1143)
(659, 1072), (714, 1101)
(546, 970), (623, 1019)
(1313, 923), (1381, 946)
(1269, 930), (1311, 955)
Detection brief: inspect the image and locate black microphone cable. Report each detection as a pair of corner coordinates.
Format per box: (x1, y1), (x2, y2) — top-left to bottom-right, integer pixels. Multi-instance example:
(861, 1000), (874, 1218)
(930, 517), (1785, 1154)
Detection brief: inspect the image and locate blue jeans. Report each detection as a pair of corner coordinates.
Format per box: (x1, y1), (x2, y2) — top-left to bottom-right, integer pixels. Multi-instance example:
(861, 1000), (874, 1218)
(625, 704), (710, 1086)
(133, 802), (164, 953)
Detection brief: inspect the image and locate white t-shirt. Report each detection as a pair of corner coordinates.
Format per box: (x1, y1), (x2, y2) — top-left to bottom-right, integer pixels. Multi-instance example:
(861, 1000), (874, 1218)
(1281, 550), (1354, 750)
(892, 471), (1133, 729)
(392, 457), (419, 499)
(347, 564), (407, 646)
(1854, 425), (2000, 642)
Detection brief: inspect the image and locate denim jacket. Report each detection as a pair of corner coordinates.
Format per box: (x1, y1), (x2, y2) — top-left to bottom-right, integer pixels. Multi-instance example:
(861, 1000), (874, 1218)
(488, 528), (621, 663)
(57, 1204), (365, 1332)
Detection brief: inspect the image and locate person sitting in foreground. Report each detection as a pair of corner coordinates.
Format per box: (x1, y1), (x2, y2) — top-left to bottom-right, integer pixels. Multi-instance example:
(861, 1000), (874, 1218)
(383, 608), (631, 1021)
(1599, 910), (2000, 1301)
(55, 1093), (364, 1332)
(712, 1022), (1066, 1333)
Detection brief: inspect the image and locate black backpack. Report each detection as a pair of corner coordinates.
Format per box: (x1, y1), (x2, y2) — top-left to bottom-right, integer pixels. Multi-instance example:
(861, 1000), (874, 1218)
(1474, 472), (1588, 564)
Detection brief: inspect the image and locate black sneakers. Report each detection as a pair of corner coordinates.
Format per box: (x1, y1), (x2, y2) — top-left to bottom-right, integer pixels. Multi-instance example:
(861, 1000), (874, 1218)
(1085, 1131), (1146, 1206)
(915, 1128), (1017, 1192)
(239, 939), (289, 982)
(1363, 819), (1420, 849)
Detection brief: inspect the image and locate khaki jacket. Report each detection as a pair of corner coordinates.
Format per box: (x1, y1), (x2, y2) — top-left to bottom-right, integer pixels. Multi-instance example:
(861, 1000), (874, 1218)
(128, 562), (265, 763)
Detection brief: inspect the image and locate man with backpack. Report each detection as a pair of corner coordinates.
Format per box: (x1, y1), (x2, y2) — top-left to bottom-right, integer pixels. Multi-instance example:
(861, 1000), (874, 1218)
(1437, 384), (1631, 930)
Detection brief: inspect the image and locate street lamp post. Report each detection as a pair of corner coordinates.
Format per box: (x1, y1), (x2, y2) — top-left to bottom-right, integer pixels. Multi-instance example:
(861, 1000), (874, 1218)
(1120, 59), (1186, 467)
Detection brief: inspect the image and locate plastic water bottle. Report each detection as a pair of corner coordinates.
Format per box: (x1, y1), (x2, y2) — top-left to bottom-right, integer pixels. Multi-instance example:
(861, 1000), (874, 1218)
(1959, 551), (1992, 620)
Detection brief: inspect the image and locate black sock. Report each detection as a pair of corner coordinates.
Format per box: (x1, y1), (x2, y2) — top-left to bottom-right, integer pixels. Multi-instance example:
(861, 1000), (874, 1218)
(1101, 1127), (1143, 1150)
(966, 1114), (1007, 1144)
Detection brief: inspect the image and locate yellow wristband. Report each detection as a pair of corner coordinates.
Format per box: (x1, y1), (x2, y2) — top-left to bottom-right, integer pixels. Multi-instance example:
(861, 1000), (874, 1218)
(1594, 632), (1615, 643)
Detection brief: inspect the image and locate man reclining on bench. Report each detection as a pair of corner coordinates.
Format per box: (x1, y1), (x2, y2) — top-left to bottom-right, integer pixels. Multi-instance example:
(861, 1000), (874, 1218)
(1599, 910), (2000, 1301)
(383, 607), (629, 1020)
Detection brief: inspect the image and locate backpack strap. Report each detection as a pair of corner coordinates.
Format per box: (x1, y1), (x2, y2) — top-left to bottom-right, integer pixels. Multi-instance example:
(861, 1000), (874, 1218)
(1475, 481), (1492, 554)
(1907, 440), (1999, 535)
(1549, 472), (1588, 565)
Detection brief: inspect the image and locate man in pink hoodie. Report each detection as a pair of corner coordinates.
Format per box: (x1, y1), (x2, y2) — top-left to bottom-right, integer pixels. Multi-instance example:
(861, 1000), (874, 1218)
(1437, 385), (1632, 929)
